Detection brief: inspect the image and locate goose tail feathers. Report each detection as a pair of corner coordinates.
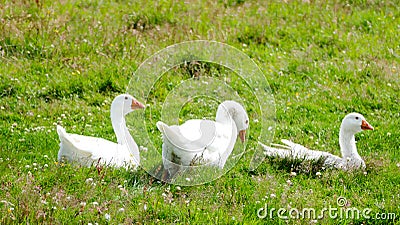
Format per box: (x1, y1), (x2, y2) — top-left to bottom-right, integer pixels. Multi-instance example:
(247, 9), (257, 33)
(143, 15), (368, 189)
(156, 121), (187, 147)
(56, 125), (92, 161)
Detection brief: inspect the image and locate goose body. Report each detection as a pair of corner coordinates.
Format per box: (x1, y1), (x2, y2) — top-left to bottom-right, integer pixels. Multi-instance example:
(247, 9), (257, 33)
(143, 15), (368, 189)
(57, 94), (145, 168)
(157, 100), (249, 175)
(259, 113), (373, 170)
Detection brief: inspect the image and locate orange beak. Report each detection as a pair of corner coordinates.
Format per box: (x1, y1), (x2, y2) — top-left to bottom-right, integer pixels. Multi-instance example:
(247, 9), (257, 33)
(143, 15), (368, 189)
(131, 99), (145, 110)
(361, 120), (374, 130)
(238, 130), (246, 142)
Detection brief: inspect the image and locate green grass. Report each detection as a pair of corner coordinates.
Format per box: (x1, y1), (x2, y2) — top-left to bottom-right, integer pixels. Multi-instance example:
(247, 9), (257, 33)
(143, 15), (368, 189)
(1, 0), (399, 224)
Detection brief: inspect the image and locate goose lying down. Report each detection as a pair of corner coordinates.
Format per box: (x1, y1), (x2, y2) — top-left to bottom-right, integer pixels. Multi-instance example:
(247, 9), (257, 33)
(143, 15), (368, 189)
(259, 113), (373, 170)
(157, 100), (249, 176)
(57, 94), (145, 168)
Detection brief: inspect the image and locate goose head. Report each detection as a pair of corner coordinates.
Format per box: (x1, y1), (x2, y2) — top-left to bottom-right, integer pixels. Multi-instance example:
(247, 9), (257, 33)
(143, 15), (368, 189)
(217, 101), (249, 142)
(110, 94), (145, 149)
(111, 94), (145, 117)
(339, 112), (373, 169)
(341, 112), (374, 134)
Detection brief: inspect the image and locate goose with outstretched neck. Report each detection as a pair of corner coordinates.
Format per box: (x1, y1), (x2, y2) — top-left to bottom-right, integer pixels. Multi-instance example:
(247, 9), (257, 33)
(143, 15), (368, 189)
(259, 113), (373, 170)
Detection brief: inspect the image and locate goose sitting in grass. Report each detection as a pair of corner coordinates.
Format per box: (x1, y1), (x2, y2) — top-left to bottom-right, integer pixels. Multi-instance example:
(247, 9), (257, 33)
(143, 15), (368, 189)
(259, 113), (374, 170)
(57, 94), (145, 168)
(156, 100), (249, 176)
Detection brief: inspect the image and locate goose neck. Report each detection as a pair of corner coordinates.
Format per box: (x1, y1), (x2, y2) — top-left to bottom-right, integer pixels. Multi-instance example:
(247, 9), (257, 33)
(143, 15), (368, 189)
(111, 109), (125, 143)
(111, 112), (140, 164)
(339, 129), (358, 159)
(216, 104), (233, 124)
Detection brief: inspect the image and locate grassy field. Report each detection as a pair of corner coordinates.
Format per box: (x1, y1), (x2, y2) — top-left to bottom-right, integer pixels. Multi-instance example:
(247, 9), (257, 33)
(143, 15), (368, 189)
(1, 0), (399, 224)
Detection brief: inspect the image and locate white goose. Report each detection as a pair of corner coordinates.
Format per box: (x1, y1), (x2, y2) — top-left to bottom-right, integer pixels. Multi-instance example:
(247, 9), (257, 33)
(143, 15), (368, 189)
(156, 100), (249, 175)
(259, 113), (374, 170)
(57, 94), (145, 168)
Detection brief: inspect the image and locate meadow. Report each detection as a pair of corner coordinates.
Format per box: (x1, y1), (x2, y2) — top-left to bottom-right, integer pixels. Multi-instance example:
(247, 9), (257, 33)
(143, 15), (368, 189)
(0, 0), (399, 224)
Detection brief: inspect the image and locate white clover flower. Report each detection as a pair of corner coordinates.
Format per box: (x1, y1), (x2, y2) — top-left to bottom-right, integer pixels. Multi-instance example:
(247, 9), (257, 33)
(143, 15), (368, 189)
(104, 213), (110, 220)
(85, 178), (93, 183)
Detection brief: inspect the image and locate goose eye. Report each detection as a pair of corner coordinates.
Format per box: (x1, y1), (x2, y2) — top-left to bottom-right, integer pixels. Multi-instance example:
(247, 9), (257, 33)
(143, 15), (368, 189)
(124, 96), (128, 100)
(245, 120), (249, 124)
(355, 116), (359, 120)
